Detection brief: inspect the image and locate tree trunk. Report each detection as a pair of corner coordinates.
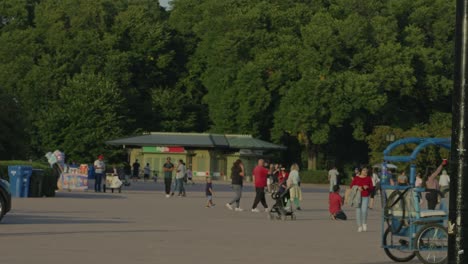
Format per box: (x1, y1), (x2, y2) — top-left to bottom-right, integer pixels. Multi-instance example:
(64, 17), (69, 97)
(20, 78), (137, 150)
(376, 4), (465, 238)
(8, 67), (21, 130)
(307, 144), (318, 170)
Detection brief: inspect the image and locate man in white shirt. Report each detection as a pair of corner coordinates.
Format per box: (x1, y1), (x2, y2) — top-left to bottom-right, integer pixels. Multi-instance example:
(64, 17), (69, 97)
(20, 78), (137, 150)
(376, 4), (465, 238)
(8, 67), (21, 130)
(328, 166), (339, 192)
(94, 155), (105, 192)
(439, 170), (450, 193)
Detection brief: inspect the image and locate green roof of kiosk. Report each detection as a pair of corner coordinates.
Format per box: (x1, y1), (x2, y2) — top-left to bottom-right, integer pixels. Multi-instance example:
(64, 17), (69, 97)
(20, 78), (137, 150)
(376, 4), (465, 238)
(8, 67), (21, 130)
(106, 132), (285, 150)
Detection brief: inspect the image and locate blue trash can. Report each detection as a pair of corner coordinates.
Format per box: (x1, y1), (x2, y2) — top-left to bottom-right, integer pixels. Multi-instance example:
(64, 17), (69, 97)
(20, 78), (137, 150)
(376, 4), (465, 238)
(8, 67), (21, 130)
(8, 165), (33, 198)
(88, 165), (95, 180)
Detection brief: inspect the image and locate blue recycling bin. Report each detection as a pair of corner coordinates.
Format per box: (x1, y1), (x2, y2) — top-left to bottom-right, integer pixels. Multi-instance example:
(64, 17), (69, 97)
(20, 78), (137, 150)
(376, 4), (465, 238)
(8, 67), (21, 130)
(88, 164), (95, 180)
(8, 165), (33, 198)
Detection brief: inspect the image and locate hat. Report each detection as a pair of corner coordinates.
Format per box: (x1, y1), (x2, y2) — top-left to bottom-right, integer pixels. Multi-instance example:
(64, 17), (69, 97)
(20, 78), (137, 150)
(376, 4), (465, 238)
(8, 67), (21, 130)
(98, 155), (104, 160)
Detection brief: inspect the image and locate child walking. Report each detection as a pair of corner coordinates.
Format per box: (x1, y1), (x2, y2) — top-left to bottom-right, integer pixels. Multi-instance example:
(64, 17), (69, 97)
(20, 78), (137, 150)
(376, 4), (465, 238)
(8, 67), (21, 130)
(205, 177), (215, 208)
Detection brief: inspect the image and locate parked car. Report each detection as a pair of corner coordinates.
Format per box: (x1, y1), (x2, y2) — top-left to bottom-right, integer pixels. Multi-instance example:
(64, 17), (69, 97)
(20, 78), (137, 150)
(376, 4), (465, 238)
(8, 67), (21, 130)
(0, 178), (11, 222)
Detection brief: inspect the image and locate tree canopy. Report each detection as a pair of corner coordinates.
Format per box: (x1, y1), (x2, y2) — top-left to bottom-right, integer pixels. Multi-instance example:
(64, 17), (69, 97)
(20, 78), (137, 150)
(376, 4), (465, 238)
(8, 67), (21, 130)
(0, 0), (455, 169)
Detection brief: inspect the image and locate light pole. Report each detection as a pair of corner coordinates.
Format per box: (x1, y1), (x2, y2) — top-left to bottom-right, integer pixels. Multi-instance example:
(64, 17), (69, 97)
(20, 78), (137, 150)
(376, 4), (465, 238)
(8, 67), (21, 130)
(449, 0), (468, 263)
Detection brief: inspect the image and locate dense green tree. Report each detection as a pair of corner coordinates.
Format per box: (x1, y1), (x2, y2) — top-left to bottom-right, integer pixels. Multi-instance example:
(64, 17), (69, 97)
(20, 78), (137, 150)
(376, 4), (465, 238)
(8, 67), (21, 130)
(34, 73), (126, 162)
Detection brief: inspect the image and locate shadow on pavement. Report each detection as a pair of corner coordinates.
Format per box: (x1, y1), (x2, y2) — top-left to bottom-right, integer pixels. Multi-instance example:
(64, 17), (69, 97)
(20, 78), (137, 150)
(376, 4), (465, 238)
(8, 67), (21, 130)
(0, 228), (182, 238)
(55, 192), (126, 200)
(2, 214), (130, 225)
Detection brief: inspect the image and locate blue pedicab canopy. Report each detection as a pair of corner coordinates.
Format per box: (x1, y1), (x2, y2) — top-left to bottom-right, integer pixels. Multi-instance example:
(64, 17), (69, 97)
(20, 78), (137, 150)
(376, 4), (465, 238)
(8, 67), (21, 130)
(383, 137), (451, 163)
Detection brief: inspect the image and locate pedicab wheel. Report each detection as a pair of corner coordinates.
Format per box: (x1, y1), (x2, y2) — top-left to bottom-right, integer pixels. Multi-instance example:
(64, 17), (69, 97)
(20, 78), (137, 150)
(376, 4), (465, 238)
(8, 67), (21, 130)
(383, 226), (416, 262)
(415, 223), (448, 264)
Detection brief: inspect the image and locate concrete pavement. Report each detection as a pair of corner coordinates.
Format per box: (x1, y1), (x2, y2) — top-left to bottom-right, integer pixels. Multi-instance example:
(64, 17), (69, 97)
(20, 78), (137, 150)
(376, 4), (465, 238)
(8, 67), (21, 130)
(0, 181), (418, 264)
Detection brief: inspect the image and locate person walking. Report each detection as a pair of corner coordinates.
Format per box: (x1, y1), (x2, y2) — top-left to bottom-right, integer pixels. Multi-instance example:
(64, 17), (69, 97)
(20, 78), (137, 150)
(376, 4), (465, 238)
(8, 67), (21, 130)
(163, 157), (174, 198)
(175, 160), (186, 196)
(93, 155), (105, 192)
(267, 163), (274, 193)
(132, 159), (140, 182)
(251, 159), (269, 213)
(287, 163), (302, 210)
(226, 159), (245, 212)
(205, 177), (215, 208)
(328, 166), (339, 192)
(350, 167), (374, 232)
(369, 168), (380, 209)
(143, 163), (151, 182)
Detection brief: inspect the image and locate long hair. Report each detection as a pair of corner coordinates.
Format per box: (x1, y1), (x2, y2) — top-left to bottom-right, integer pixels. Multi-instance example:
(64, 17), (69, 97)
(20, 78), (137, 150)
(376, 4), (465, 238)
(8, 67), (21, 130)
(232, 159), (242, 170)
(290, 163), (300, 171)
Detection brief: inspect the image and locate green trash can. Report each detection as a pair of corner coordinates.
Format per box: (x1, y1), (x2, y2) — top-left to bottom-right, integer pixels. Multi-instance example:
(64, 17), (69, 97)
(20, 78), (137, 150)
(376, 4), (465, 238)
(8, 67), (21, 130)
(29, 169), (44, 197)
(41, 170), (56, 197)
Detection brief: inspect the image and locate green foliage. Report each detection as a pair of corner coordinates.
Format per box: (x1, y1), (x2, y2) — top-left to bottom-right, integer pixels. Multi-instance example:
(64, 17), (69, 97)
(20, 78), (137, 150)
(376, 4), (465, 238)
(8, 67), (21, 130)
(0, 0), (457, 170)
(300, 170), (328, 184)
(0, 160), (52, 181)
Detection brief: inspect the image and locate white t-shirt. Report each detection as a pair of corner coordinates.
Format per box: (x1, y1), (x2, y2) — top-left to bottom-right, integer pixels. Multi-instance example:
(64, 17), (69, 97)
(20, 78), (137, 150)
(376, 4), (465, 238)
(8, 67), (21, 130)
(144, 165), (151, 175)
(439, 174), (450, 187)
(328, 169), (339, 182)
(176, 164), (186, 179)
(94, 160), (105, 174)
(372, 173), (380, 185)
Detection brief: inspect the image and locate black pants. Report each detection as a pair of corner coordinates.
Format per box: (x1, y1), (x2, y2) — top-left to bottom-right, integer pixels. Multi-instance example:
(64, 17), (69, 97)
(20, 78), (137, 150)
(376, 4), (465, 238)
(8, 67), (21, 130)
(426, 190), (438, 210)
(335, 210), (347, 220)
(252, 187), (268, 209)
(164, 177), (172, 195)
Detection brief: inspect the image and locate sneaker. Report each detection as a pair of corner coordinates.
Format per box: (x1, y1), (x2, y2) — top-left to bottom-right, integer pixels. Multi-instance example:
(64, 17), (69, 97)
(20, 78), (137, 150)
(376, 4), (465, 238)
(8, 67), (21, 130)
(264, 208), (270, 213)
(226, 203), (233, 210)
(235, 208), (244, 212)
(211, 204), (216, 207)
(251, 208), (260, 213)
(358, 226), (363, 232)
(362, 224), (367, 232)
(296, 207), (302, 211)
(165, 194), (170, 198)
(206, 205), (210, 208)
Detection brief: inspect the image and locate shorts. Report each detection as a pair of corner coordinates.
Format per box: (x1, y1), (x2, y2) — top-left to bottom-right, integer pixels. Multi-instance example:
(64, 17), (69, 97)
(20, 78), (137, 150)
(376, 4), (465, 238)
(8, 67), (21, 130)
(206, 195), (212, 201)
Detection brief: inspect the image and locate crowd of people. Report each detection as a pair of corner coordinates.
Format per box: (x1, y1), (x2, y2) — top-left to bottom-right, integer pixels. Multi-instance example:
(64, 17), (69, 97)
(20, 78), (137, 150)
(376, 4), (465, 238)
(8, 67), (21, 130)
(326, 160), (451, 232)
(89, 153), (452, 233)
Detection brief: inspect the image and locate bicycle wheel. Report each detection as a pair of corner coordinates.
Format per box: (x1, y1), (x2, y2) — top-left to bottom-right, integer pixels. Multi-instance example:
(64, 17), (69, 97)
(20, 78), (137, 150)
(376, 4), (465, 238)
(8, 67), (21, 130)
(383, 226), (416, 262)
(415, 223), (448, 264)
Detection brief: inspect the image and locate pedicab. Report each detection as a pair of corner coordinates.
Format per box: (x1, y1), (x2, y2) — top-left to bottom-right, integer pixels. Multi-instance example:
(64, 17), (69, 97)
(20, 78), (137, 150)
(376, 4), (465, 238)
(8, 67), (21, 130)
(380, 138), (450, 264)
(104, 173), (123, 193)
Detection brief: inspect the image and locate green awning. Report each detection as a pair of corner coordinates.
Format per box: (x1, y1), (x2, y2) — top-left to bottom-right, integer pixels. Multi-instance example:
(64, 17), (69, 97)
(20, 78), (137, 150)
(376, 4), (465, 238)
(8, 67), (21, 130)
(106, 132), (285, 150)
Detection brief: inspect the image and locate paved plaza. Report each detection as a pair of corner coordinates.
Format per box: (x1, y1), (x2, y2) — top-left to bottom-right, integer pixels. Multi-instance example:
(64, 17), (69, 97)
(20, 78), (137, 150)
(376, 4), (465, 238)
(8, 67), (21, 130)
(0, 181), (419, 264)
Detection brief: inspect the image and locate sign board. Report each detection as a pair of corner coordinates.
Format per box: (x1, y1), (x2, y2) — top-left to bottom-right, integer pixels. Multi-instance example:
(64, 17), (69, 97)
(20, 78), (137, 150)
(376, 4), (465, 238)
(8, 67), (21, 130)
(143, 146), (185, 153)
(58, 165), (89, 191)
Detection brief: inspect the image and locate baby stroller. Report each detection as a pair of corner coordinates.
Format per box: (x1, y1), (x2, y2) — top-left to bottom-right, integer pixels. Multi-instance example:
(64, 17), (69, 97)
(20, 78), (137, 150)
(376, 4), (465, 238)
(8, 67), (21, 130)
(268, 182), (296, 221)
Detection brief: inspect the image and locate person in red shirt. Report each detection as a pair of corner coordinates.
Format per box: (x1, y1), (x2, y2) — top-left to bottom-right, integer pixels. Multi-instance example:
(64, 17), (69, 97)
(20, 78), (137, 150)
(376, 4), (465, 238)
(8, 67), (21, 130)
(329, 185), (347, 220)
(251, 159), (269, 212)
(350, 167), (374, 232)
(277, 166), (289, 183)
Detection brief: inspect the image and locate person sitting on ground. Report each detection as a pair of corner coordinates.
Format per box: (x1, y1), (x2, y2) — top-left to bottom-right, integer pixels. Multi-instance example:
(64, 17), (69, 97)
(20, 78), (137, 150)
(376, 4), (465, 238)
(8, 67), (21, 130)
(329, 185), (347, 220)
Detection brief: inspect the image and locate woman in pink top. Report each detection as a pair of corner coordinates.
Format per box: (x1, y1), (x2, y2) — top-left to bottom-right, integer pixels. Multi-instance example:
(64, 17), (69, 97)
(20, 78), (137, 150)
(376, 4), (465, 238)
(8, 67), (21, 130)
(350, 167), (374, 232)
